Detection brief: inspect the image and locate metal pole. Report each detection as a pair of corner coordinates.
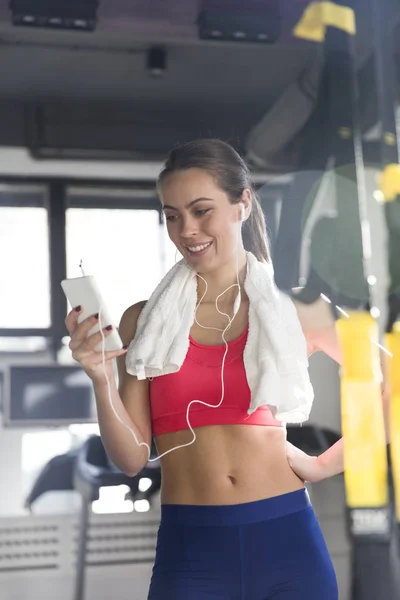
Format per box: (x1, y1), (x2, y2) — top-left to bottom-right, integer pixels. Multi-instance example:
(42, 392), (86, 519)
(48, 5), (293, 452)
(74, 493), (90, 600)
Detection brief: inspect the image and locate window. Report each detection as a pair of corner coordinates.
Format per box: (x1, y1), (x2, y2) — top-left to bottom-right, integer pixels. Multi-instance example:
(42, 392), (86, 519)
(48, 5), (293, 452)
(66, 208), (177, 324)
(0, 206), (50, 329)
(161, 216), (180, 272)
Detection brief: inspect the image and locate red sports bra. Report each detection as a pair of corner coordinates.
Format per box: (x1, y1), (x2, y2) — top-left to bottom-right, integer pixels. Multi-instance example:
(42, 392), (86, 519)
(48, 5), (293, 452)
(149, 325), (283, 436)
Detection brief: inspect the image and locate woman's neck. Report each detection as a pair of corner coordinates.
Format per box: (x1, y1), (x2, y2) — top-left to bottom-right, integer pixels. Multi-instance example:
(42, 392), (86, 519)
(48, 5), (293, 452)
(196, 250), (247, 305)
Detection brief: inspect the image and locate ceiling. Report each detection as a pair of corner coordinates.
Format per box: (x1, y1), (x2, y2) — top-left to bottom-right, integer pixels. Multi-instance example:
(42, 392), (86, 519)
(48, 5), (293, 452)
(0, 0), (376, 104)
(0, 0), (398, 164)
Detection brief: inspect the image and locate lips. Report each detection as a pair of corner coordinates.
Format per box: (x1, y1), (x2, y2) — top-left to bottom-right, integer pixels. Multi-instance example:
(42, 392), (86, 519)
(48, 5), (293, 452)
(183, 241), (213, 258)
(185, 242), (212, 252)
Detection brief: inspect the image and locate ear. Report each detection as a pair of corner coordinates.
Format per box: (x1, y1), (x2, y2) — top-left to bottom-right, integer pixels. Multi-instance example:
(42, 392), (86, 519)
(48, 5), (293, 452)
(241, 189), (252, 221)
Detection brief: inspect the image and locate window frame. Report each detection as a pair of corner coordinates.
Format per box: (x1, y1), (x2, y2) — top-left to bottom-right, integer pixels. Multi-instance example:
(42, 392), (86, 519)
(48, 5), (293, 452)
(0, 175), (162, 358)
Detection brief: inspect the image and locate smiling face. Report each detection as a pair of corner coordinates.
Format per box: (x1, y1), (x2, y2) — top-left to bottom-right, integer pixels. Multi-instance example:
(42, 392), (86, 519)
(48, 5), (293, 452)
(159, 168), (249, 273)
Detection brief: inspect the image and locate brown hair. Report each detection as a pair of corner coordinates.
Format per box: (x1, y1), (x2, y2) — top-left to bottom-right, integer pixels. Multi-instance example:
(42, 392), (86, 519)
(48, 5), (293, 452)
(157, 139), (271, 263)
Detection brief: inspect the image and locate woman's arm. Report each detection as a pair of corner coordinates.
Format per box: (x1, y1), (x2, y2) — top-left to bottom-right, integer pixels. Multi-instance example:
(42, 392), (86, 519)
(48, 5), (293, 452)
(289, 296), (389, 482)
(292, 294), (342, 362)
(286, 439), (344, 483)
(93, 301), (152, 476)
(299, 301), (391, 442)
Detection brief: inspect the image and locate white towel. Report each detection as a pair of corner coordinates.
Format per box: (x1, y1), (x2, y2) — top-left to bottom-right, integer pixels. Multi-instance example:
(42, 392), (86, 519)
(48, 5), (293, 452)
(126, 252), (314, 423)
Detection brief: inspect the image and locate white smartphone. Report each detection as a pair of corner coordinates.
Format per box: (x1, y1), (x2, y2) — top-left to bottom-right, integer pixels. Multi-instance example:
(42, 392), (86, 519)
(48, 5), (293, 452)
(61, 275), (123, 352)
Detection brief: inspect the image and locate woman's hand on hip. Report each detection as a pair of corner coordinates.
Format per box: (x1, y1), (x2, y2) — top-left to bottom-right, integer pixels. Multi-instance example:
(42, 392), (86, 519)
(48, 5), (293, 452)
(286, 441), (326, 484)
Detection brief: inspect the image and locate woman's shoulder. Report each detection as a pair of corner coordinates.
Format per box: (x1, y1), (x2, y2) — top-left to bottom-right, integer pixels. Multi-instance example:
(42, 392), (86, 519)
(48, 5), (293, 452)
(292, 296), (342, 363)
(119, 300), (148, 339)
(122, 299), (148, 318)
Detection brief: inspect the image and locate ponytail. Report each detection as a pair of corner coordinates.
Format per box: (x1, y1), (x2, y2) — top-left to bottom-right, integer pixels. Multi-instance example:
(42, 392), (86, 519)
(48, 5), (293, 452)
(242, 191), (271, 263)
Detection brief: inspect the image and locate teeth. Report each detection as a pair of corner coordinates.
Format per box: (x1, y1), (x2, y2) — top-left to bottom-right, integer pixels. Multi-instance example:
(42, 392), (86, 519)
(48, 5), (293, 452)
(187, 242), (211, 253)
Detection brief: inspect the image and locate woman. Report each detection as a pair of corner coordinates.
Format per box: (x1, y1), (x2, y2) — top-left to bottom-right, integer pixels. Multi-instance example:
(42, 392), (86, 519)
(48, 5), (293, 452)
(66, 139), (345, 599)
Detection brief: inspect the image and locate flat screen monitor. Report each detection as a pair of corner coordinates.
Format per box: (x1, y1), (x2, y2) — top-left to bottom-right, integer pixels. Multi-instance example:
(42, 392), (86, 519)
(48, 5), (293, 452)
(3, 364), (97, 427)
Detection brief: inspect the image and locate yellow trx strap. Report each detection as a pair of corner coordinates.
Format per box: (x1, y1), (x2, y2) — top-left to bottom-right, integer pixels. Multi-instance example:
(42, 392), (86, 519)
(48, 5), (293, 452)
(386, 323), (400, 521)
(293, 1), (356, 42)
(379, 163), (400, 202)
(337, 312), (388, 507)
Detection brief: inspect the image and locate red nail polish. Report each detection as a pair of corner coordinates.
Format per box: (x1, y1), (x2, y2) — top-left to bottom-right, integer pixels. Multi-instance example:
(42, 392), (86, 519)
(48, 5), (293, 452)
(105, 325), (112, 331)
(74, 305), (82, 312)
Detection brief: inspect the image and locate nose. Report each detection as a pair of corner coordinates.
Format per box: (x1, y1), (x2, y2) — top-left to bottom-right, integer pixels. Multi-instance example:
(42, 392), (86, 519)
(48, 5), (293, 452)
(179, 214), (198, 239)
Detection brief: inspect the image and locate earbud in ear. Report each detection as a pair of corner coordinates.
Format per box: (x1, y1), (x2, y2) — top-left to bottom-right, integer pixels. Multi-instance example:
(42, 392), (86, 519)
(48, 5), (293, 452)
(240, 204), (246, 222)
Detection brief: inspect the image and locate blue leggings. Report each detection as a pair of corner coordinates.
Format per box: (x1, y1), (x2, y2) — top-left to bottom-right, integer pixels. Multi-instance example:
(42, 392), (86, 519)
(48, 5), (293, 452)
(148, 489), (338, 599)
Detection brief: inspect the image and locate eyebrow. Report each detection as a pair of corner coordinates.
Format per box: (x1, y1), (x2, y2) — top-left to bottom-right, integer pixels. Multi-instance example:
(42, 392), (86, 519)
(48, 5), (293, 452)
(162, 197), (215, 211)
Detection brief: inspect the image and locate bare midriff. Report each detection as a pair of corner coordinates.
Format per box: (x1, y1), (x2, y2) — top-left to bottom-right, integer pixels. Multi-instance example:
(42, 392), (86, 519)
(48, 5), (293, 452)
(155, 424), (304, 506)
(152, 297), (305, 506)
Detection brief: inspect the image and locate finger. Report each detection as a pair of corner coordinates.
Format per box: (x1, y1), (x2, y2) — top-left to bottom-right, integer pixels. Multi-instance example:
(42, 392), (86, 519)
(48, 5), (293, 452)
(92, 347), (129, 365)
(69, 314), (101, 351)
(72, 346), (128, 368)
(65, 305), (83, 335)
(85, 325), (119, 351)
(71, 325), (125, 358)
